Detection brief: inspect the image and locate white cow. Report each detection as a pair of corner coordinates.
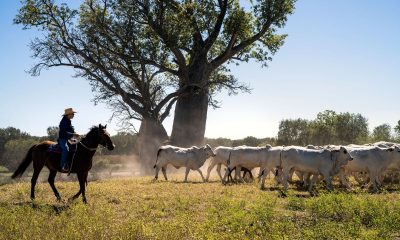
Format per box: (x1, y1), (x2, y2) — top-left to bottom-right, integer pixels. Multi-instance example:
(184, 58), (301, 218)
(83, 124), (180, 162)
(205, 146), (233, 182)
(339, 146), (400, 191)
(280, 146), (353, 192)
(153, 144), (215, 182)
(224, 145), (283, 189)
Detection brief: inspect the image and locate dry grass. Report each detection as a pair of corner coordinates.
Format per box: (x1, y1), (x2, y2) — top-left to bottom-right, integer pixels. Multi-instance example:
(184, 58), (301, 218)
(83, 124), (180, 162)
(0, 174), (400, 239)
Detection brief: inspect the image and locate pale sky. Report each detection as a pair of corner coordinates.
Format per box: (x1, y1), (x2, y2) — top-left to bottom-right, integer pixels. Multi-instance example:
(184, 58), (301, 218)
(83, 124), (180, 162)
(0, 1), (399, 139)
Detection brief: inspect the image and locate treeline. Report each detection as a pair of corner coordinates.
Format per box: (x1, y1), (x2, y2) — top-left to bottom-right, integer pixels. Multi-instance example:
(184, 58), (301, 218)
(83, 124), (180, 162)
(276, 110), (400, 146)
(1, 110), (399, 172)
(0, 127), (138, 172)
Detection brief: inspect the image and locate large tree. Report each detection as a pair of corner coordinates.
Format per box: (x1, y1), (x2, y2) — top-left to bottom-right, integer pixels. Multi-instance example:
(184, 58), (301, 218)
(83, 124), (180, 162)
(16, 0), (295, 148)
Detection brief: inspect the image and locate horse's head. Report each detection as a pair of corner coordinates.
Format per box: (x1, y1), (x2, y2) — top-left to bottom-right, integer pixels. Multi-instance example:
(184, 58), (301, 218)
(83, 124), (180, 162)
(95, 124), (115, 150)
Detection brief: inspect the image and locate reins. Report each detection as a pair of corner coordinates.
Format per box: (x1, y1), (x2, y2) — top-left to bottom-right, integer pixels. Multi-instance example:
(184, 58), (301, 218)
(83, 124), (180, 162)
(67, 140), (98, 176)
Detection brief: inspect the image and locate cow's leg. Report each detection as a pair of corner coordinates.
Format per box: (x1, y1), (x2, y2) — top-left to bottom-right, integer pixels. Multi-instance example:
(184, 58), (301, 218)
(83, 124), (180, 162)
(154, 165), (161, 180)
(369, 171), (381, 192)
(308, 174), (318, 193)
(216, 163), (223, 181)
(324, 175), (333, 191)
(260, 168), (270, 190)
(281, 167), (291, 191)
(197, 169), (206, 182)
(257, 168), (265, 184)
(161, 167), (168, 181)
(294, 171), (304, 186)
(339, 169), (352, 189)
(48, 169), (61, 201)
(236, 166), (245, 183)
(205, 160), (216, 182)
(184, 167), (190, 182)
(222, 167), (230, 184)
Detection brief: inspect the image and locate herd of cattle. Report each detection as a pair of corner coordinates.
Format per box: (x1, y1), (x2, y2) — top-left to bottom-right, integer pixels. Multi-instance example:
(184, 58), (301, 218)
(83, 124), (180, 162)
(153, 141), (400, 193)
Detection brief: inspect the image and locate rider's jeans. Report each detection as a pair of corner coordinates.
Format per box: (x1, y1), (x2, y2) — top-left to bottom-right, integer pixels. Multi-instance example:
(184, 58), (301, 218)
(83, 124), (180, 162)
(59, 138), (69, 167)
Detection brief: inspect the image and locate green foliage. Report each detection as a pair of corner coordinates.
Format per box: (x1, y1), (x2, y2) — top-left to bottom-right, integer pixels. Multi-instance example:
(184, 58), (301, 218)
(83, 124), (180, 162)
(277, 110), (370, 146)
(1, 138), (37, 170)
(371, 124), (393, 142)
(97, 132), (138, 156)
(277, 118), (310, 146)
(0, 127), (31, 158)
(206, 136), (276, 147)
(46, 126), (59, 142)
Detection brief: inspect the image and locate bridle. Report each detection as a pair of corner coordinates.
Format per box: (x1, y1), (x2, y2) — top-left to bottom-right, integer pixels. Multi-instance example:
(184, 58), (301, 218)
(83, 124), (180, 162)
(79, 141), (98, 152)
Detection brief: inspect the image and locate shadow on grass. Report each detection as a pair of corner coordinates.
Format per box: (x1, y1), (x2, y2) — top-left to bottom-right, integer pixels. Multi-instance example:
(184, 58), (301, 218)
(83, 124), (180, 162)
(4, 200), (73, 214)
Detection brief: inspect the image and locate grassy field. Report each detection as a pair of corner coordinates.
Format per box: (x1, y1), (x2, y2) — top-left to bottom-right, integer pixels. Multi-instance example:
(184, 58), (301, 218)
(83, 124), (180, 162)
(0, 175), (400, 240)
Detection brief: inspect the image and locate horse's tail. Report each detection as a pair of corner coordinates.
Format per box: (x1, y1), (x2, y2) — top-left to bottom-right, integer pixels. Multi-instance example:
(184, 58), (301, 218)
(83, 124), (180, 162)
(11, 145), (36, 179)
(154, 148), (163, 168)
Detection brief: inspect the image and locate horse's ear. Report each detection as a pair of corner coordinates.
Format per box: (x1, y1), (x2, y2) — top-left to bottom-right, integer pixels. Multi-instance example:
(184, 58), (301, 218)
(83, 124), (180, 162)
(99, 124), (102, 129)
(104, 124), (107, 128)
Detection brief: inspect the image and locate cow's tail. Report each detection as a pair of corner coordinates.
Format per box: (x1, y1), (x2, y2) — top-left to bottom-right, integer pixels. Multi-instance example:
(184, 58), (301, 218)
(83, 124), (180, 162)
(154, 148), (163, 168)
(11, 145), (36, 179)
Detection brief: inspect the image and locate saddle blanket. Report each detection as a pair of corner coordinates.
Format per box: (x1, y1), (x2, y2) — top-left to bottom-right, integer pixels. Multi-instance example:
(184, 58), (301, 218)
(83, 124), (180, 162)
(47, 144), (61, 154)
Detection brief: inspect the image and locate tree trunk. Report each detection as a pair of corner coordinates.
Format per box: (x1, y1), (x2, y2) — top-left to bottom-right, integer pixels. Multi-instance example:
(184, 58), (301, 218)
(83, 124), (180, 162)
(170, 60), (210, 147)
(137, 118), (169, 175)
(170, 88), (208, 147)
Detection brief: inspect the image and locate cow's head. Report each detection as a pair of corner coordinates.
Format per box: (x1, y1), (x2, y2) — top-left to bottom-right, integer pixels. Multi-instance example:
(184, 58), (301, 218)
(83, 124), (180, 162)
(203, 144), (216, 158)
(331, 146), (353, 174)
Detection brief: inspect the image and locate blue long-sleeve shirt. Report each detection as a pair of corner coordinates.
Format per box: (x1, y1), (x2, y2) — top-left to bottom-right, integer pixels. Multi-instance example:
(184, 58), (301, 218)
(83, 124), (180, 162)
(58, 116), (75, 140)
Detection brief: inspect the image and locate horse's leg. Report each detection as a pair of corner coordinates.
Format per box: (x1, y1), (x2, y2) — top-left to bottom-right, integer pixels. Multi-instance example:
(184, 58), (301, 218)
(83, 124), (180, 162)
(69, 190), (81, 202)
(48, 170), (61, 201)
(30, 160), (44, 200)
(77, 172), (88, 204)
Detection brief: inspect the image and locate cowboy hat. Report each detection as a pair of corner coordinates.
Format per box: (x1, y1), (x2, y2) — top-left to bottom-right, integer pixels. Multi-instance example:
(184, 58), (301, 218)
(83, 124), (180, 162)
(63, 108), (77, 116)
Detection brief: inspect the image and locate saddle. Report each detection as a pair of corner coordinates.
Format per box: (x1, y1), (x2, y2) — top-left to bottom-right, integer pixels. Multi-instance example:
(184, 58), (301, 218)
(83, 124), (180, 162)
(47, 140), (78, 154)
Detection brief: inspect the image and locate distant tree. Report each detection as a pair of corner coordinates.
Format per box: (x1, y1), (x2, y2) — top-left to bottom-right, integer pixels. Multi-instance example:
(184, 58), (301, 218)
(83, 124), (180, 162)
(108, 132), (138, 155)
(394, 120), (400, 141)
(372, 124), (392, 142)
(334, 112), (369, 144)
(205, 138), (233, 148)
(2, 138), (37, 171)
(309, 110), (337, 145)
(0, 127), (31, 160)
(47, 126), (59, 141)
(277, 118), (310, 146)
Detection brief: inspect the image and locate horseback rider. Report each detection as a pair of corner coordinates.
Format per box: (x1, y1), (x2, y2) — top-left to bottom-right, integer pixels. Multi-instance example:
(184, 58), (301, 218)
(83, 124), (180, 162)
(59, 108), (80, 172)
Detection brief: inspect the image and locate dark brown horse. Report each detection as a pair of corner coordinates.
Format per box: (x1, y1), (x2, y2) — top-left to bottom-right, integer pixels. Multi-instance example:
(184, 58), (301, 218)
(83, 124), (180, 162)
(11, 124), (114, 203)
